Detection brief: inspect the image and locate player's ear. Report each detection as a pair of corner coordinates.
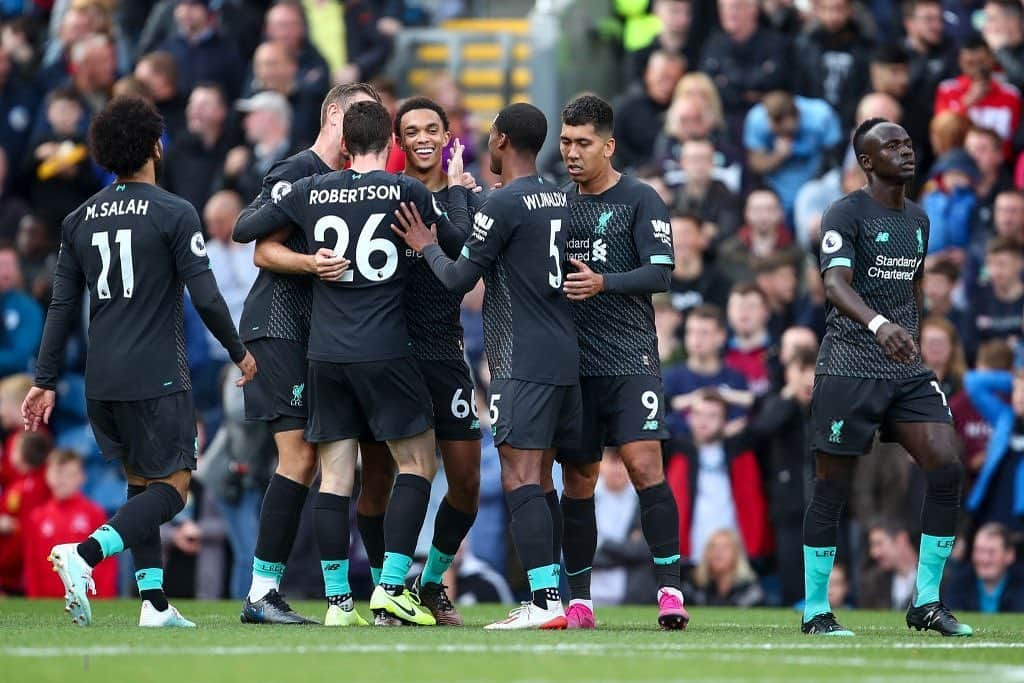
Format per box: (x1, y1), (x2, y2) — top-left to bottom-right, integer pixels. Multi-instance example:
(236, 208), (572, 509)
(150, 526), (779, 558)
(340, 136), (351, 158)
(442, 129), (452, 147)
(858, 153), (872, 173)
(604, 136), (616, 160)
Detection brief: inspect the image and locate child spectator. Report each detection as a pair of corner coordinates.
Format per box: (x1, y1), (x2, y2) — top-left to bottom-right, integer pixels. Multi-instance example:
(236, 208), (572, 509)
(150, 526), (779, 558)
(0, 431), (52, 593)
(922, 149), (979, 258)
(23, 449), (116, 598)
(725, 282), (774, 396)
(663, 305), (751, 437)
(665, 390), (772, 565)
(668, 212), (731, 315)
(684, 528), (765, 607)
(945, 523), (1024, 613)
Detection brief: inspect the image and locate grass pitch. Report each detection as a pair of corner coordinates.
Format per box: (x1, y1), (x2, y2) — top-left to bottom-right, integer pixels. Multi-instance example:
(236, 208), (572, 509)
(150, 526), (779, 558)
(1, 599), (1022, 683)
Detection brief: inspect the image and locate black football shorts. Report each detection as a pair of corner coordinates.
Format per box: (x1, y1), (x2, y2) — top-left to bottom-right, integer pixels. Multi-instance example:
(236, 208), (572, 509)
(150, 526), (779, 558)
(418, 357), (482, 442)
(242, 338), (308, 433)
(811, 372), (953, 456)
(489, 379), (582, 450)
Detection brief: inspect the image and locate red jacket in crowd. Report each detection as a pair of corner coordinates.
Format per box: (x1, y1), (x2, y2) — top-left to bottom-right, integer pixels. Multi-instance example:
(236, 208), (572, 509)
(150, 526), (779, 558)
(950, 389), (994, 484)
(0, 466), (49, 592)
(725, 339), (773, 397)
(935, 75), (1021, 158)
(23, 493), (116, 598)
(665, 436), (774, 561)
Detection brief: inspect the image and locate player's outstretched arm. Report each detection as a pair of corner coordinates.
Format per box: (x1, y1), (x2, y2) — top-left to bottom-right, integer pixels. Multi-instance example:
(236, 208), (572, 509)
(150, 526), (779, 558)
(186, 270), (255, 385)
(823, 266), (917, 364)
(391, 202), (485, 295)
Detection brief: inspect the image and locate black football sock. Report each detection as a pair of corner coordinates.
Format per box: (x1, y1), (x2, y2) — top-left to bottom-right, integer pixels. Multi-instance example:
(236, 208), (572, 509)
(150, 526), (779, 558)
(803, 477), (850, 621)
(254, 474), (309, 565)
(638, 482), (682, 590)
(561, 495), (596, 601)
(127, 484), (167, 611)
(313, 492), (351, 598)
(546, 489), (563, 565)
(506, 484), (558, 609)
(421, 498), (476, 585)
(356, 512), (386, 585)
(380, 474), (431, 593)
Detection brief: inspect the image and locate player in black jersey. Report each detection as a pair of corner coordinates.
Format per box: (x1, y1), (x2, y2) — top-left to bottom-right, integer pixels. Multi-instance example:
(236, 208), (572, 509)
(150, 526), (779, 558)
(803, 119), (971, 637)
(356, 97), (483, 626)
(234, 83), (381, 626)
(236, 101), (468, 627)
(394, 103), (580, 630)
(21, 97), (255, 628)
(554, 95), (687, 631)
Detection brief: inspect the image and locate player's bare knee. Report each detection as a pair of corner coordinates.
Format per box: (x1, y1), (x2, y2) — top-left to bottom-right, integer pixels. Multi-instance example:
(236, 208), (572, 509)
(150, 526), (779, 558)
(275, 434), (317, 485)
(622, 451), (663, 491)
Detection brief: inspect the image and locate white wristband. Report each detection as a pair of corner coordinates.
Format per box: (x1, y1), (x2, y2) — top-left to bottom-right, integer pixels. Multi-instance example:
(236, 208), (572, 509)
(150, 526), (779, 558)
(867, 315), (889, 335)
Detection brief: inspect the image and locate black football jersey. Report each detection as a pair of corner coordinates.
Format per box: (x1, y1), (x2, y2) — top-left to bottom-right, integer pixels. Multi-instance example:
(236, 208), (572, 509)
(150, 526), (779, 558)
(55, 182), (212, 400)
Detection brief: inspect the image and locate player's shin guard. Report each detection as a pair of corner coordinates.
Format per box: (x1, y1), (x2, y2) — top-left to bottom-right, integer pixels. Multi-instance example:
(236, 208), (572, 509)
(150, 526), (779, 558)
(915, 461), (963, 607)
(127, 484), (168, 611)
(638, 482), (682, 590)
(78, 482), (184, 567)
(251, 474), (309, 598)
(356, 512), (385, 585)
(421, 498), (476, 585)
(546, 490), (563, 566)
(381, 474), (431, 591)
(313, 493), (351, 599)
(802, 477), (850, 622)
(507, 484), (560, 609)
(561, 495), (596, 600)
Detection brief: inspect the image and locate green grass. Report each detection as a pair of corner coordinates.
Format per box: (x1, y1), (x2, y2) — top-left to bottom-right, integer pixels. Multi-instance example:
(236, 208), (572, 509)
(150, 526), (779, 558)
(1, 600), (1022, 682)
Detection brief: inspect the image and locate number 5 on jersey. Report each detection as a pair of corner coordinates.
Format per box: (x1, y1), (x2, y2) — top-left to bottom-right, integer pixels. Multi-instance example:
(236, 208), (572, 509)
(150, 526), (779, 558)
(92, 230), (134, 299)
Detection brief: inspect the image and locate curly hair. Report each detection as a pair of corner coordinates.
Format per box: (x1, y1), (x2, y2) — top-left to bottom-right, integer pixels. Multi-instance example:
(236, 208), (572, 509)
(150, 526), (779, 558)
(393, 96), (450, 139)
(87, 96), (164, 177)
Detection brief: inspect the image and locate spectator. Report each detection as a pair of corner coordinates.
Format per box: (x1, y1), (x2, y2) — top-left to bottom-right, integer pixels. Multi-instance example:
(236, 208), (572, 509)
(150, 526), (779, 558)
(626, 0), (695, 81)
(920, 316), (967, 397)
(982, 0), (1024, 93)
(0, 246), (42, 376)
(263, 0), (330, 98)
(22, 449), (116, 598)
(945, 522), (1024, 613)
(134, 50), (186, 142)
(922, 148), (978, 257)
(0, 431), (51, 593)
(719, 188), (793, 284)
(952, 339), (1012, 481)
(793, 0), (873, 131)
(929, 110), (971, 160)
(935, 35), (1022, 158)
(923, 260), (968, 342)
(219, 91), (293, 202)
(903, 0), (959, 123)
(828, 563), (853, 611)
(160, 0), (244, 101)
(965, 237), (1024, 354)
(203, 190), (257, 361)
(724, 282), (774, 397)
(743, 90), (842, 219)
(663, 304), (751, 437)
(666, 390), (772, 563)
(668, 212), (732, 315)
(672, 138), (742, 247)
(0, 44), (39, 172)
(752, 249), (803, 342)
(793, 161), (862, 254)
(63, 32), (116, 118)
(654, 293), (683, 363)
(858, 518), (919, 610)
(162, 82), (230, 213)
(698, 0), (791, 138)
(870, 44), (911, 106)
(746, 345), (816, 606)
(685, 528), (765, 607)
(965, 189), (1024, 292)
(246, 40), (319, 150)
(966, 126), (1015, 237)
(305, 0), (393, 85)
(963, 366), (1024, 531)
(37, 3), (102, 93)
(22, 87), (99, 237)
(16, 214), (56, 307)
(612, 50), (685, 171)
(0, 148), (28, 239)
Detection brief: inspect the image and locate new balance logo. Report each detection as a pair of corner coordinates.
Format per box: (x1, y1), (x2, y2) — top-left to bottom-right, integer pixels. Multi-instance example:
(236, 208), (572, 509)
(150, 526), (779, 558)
(829, 419), (844, 444)
(875, 232), (890, 242)
(592, 238), (608, 263)
(652, 219), (671, 247)
(324, 563), (341, 571)
(290, 383), (304, 407)
(642, 420), (659, 431)
(472, 212), (495, 242)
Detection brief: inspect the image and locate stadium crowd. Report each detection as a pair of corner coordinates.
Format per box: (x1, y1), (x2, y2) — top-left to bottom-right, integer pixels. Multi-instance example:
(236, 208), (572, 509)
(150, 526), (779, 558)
(0, 0), (1023, 615)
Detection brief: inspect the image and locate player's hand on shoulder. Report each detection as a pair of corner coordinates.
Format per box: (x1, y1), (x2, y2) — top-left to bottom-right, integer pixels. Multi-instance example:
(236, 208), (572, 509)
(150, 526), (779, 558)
(21, 387), (55, 432)
(875, 322), (918, 364)
(314, 247), (350, 281)
(391, 201), (438, 253)
(564, 258), (604, 300)
(234, 351), (258, 387)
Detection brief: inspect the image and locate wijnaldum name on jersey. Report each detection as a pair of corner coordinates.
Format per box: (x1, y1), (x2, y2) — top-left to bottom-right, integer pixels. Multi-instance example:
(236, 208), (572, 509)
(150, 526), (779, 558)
(308, 185), (402, 205)
(522, 192), (567, 210)
(84, 199), (151, 220)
